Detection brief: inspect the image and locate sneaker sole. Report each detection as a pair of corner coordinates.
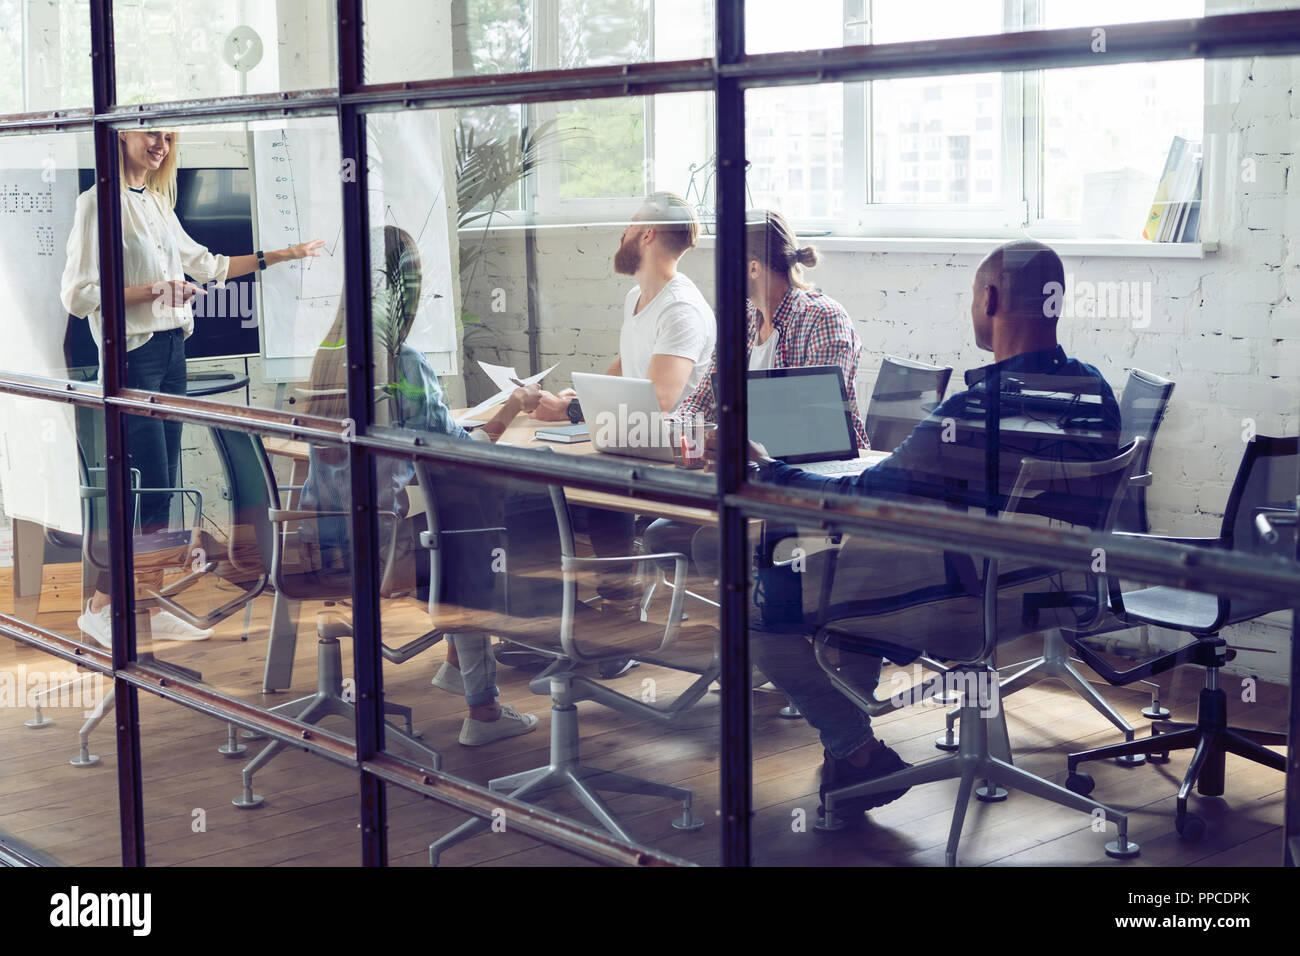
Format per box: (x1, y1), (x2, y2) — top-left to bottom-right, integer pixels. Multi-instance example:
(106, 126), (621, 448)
(458, 715), (539, 747)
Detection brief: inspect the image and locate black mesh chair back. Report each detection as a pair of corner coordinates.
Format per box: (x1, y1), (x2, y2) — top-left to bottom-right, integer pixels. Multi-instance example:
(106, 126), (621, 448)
(1218, 435), (1299, 620)
(1115, 368), (1175, 533)
(417, 461), (566, 624)
(864, 355), (954, 453)
(211, 428), (275, 579)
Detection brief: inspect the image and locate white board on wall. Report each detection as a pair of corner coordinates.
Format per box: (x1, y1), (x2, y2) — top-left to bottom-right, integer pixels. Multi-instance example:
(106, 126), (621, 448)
(249, 114), (457, 382)
(0, 166), (81, 534)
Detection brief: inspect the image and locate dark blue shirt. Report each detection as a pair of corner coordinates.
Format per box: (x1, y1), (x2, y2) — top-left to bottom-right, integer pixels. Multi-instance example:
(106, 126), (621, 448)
(763, 345), (1121, 516)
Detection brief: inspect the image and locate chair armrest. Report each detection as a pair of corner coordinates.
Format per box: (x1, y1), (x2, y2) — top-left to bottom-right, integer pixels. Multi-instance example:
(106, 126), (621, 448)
(1111, 531), (1224, 548)
(561, 551), (685, 570)
(418, 526), (506, 549)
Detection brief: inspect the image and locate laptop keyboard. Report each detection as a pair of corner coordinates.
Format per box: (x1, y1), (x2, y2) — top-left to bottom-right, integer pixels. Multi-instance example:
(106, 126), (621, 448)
(799, 458), (872, 476)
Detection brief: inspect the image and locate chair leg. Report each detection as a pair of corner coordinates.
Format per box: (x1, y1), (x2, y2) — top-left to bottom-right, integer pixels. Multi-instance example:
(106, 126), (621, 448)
(1068, 725), (1201, 773)
(565, 770), (636, 844)
(1228, 726), (1288, 747)
(1176, 733), (1215, 818)
(429, 770), (558, 866)
(945, 763), (978, 867)
(1056, 659), (1135, 738)
(69, 687), (116, 768)
(1220, 729), (1286, 772)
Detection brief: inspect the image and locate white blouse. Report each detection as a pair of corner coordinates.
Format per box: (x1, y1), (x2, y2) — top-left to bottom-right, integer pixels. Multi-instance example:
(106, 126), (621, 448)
(60, 184), (231, 353)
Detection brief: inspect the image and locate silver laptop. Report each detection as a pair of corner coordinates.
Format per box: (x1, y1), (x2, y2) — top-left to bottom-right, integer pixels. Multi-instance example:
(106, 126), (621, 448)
(571, 371), (676, 463)
(745, 366), (874, 476)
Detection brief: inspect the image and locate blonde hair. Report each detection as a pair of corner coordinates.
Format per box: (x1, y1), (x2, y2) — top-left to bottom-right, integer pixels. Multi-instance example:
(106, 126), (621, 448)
(119, 129), (180, 209)
(747, 209), (818, 290)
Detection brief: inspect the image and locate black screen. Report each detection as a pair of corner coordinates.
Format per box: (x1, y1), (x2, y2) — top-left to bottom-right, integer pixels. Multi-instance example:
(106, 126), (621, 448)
(65, 167), (261, 374)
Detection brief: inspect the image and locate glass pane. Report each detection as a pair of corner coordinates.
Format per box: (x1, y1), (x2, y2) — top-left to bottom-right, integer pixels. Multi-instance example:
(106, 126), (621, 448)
(746, 0), (1003, 55)
(115, 408), (360, 769)
(88, 116), (343, 413)
(0, 129), (96, 384)
(871, 74), (1003, 206)
(386, 782), (608, 866)
(743, 52), (1299, 865)
(376, 455), (720, 866)
(0, 0), (95, 113)
(360, 94), (717, 476)
(0, 398), (104, 648)
(363, 0), (714, 84)
(0, 642), (118, 863)
(113, 0), (336, 104)
(138, 695), (359, 865)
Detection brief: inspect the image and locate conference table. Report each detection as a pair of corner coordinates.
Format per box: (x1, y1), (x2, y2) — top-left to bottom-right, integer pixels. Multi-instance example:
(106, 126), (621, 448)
(256, 410), (886, 691)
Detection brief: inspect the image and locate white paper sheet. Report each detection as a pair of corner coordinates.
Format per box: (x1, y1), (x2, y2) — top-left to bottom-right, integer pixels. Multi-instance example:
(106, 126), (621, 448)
(457, 363), (558, 425)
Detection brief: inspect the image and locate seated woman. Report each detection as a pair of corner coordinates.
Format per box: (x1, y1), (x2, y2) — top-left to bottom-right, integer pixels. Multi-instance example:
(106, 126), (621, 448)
(644, 209), (867, 586)
(299, 225), (542, 746)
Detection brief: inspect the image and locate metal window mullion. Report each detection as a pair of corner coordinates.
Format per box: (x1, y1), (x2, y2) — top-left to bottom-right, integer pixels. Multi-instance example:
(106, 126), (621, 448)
(338, 0), (387, 869)
(715, 0), (751, 870)
(89, 0), (146, 870)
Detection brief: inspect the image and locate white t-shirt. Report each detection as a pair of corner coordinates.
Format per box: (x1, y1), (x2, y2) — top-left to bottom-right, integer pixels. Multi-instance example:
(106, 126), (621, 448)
(618, 273), (716, 409)
(748, 329), (780, 370)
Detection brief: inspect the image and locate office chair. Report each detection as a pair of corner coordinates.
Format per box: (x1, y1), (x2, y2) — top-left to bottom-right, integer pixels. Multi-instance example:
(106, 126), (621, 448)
(864, 355), (954, 454)
(807, 440), (1145, 865)
(420, 462), (715, 864)
(939, 369), (1178, 753)
(1064, 435), (1296, 839)
(27, 429), (266, 767)
(230, 434), (445, 807)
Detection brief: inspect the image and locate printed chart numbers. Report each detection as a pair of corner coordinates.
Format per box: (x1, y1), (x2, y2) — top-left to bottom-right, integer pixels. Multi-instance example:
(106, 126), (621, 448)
(35, 224), (54, 257)
(1, 181), (55, 216)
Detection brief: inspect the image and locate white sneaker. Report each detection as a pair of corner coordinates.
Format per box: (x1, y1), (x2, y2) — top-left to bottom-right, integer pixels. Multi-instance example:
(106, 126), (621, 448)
(458, 704), (539, 746)
(77, 600), (113, 649)
(431, 661), (465, 695)
(150, 611), (213, 642)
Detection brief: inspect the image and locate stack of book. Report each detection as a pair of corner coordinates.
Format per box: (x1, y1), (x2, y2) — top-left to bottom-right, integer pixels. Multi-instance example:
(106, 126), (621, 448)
(1143, 136), (1203, 243)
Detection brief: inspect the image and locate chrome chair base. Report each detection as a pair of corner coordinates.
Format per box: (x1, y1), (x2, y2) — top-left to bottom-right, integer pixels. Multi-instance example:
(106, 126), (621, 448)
(233, 632), (438, 808)
(820, 677), (1138, 866)
(428, 673), (703, 865)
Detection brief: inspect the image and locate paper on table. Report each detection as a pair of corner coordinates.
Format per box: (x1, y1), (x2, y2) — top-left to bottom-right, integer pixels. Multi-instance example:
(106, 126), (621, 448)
(456, 362), (559, 426)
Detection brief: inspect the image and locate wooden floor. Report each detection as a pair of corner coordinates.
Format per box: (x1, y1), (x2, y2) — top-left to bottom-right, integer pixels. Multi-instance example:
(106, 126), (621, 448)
(0, 564), (1289, 867)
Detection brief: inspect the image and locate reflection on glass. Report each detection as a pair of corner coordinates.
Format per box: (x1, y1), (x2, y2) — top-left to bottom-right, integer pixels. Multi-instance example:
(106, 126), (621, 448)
(377, 457), (720, 865)
(363, 0), (713, 84)
(113, 0), (336, 103)
(140, 698), (359, 865)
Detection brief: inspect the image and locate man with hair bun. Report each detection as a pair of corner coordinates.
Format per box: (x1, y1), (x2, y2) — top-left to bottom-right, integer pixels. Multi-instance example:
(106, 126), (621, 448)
(644, 208), (866, 581)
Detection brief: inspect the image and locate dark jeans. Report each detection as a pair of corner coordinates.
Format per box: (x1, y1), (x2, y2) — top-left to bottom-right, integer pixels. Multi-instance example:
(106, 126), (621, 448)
(96, 329), (187, 593)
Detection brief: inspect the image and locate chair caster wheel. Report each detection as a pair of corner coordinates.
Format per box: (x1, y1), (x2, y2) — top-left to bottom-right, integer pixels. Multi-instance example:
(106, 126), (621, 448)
(1142, 705), (1171, 720)
(1147, 752), (1170, 764)
(232, 793), (265, 809)
(778, 704), (803, 719)
(70, 754), (100, 768)
(1115, 753), (1146, 767)
(935, 733), (959, 752)
(1175, 813), (1205, 841)
(975, 784), (1007, 802)
(1105, 836), (1141, 859)
(1065, 772), (1095, 796)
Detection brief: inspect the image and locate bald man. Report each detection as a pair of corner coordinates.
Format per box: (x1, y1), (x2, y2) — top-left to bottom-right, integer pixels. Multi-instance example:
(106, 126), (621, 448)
(742, 240), (1122, 825)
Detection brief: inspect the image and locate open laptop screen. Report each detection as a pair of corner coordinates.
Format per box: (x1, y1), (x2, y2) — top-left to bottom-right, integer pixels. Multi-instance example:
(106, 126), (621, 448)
(744, 366), (858, 463)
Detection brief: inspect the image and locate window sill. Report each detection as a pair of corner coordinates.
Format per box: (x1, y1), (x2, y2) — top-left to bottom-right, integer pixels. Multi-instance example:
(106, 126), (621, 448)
(695, 235), (1216, 259)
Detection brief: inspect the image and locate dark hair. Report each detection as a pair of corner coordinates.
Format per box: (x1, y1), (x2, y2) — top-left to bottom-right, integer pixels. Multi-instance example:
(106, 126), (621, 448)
(305, 225), (422, 420)
(746, 209), (817, 289)
(979, 239), (1066, 320)
(639, 191), (699, 257)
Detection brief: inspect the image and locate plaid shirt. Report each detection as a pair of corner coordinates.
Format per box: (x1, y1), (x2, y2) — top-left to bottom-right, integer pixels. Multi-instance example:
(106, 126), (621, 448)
(676, 286), (869, 448)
